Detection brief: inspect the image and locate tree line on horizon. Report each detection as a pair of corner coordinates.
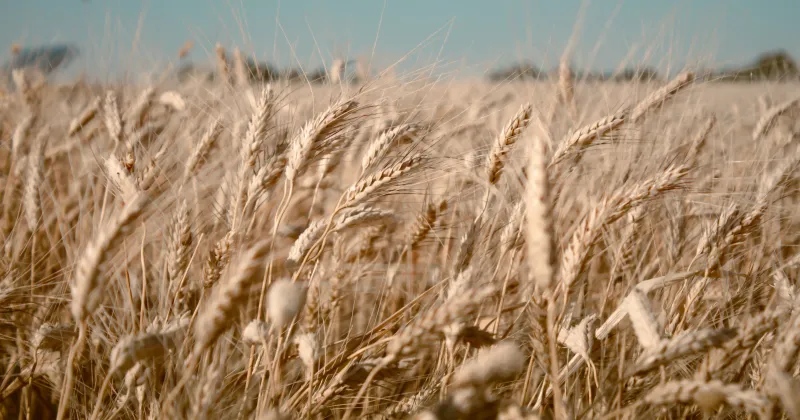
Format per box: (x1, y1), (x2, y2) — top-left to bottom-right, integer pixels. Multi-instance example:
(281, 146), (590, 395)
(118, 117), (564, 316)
(488, 50), (800, 83)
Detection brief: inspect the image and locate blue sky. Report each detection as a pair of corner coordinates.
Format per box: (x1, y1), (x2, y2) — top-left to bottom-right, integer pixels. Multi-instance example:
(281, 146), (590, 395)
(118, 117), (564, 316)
(1, 0), (798, 80)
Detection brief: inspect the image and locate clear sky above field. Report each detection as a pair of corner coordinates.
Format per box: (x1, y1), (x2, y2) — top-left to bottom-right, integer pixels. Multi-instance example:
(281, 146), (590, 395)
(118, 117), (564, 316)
(1, 0), (798, 80)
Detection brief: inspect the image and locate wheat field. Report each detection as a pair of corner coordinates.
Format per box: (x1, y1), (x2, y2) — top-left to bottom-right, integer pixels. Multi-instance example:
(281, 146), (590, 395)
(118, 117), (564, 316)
(1, 55), (800, 420)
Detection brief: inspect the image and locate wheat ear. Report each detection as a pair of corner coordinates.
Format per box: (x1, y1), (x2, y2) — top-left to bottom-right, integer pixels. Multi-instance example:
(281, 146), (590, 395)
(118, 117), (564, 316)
(486, 103), (533, 185)
(526, 135), (556, 295)
(629, 71), (694, 122)
(644, 379), (768, 416)
(182, 118), (223, 183)
(285, 99), (358, 185)
(68, 96), (101, 136)
(752, 95), (800, 140)
(550, 111), (626, 166)
(103, 90), (123, 145)
(194, 240), (270, 354)
(630, 328), (735, 376)
(360, 123), (419, 174)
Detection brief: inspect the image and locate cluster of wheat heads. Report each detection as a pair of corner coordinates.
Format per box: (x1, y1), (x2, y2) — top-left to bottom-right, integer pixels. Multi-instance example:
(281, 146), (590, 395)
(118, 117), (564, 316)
(1, 64), (800, 420)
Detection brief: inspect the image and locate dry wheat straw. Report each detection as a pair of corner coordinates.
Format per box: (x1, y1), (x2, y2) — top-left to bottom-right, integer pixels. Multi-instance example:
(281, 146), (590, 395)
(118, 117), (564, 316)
(244, 153), (286, 217)
(32, 323), (76, 352)
(686, 115), (715, 165)
(233, 48), (249, 88)
(560, 164), (689, 288)
(167, 200), (193, 311)
(767, 369), (800, 420)
(109, 329), (182, 375)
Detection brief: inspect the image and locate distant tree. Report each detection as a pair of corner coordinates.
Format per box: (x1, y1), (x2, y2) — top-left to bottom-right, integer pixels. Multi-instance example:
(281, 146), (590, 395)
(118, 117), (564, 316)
(487, 51), (799, 84)
(241, 57), (280, 82)
(488, 62), (542, 81)
(176, 63), (213, 83)
(753, 50), (798, 79)
(3, 44), (79, 75)
(714, 50), (798, 82)
(3, 44), (80, 89)
(487, 62), (661, 83)
(613, 67), (660, 82)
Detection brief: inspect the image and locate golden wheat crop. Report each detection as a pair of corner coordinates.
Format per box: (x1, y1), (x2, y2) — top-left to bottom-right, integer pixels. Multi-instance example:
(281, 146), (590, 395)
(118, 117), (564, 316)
(1, 54), (800, 420)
